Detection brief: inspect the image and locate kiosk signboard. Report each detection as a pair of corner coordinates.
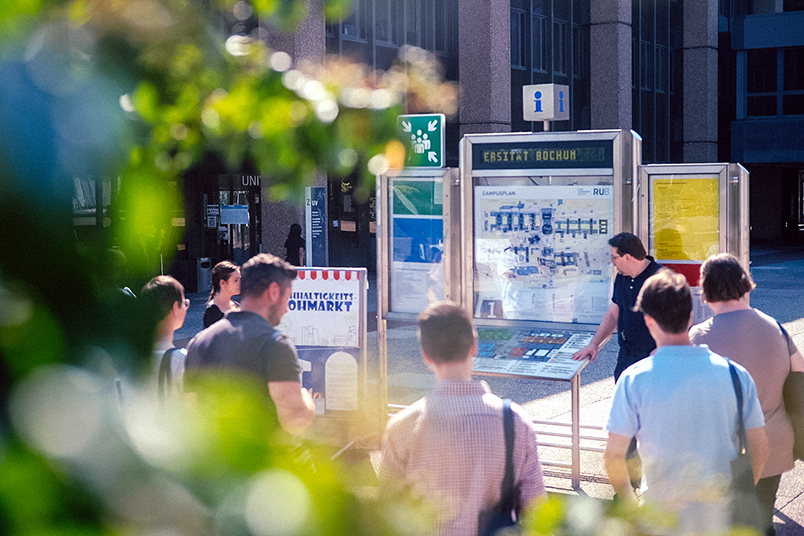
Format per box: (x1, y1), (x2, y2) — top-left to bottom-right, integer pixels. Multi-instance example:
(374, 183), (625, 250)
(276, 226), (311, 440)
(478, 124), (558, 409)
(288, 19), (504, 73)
(278, 268), (366, 416)
(638, 163), (750, 324)
(389, 178), (445, 313)
(460, 130), (640, 488)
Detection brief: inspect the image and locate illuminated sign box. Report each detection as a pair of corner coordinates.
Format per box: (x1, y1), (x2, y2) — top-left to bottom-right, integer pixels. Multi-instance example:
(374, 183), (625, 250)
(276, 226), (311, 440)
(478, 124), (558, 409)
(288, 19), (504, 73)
(471, 140), (614, 170)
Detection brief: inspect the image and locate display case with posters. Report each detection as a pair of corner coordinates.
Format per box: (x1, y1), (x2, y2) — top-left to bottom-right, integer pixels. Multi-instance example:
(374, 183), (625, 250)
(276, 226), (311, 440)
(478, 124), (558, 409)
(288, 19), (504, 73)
(378, 168), (461, 318)
(459, 130), (641, 487)
(637, 163), (749, 323)
(461, 130), (640, 381)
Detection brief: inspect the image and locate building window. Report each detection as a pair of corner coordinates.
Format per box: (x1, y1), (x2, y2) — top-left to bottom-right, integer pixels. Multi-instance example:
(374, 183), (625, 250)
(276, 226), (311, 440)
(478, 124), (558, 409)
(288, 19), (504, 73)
(553, 19), (568, 76)
(375, 0), (395, 43)
(747, 48), (777, 116)
(640, 40), (652, 90)
(784, 46), (804, 114)
(511, 9), (526, 68)
(404, 0), (419, 46)
(655, 44), (667, 93)
(572, 24), (583, 78)
(532, 14), (547, 72)
(433, 0), (447, 52)
(744, 47), (804, 116)
(342, 0), (367, 40)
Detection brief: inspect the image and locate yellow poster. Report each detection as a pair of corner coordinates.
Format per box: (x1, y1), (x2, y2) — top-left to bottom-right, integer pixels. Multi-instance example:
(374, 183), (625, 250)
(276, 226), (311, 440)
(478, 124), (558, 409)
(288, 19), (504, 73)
(652, 177), (719, 261)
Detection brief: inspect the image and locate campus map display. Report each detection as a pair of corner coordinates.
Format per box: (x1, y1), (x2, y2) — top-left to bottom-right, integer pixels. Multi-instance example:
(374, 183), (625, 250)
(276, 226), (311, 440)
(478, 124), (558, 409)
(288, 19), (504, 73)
(473, 327), (593, 380)
(474, 184), (614, 323)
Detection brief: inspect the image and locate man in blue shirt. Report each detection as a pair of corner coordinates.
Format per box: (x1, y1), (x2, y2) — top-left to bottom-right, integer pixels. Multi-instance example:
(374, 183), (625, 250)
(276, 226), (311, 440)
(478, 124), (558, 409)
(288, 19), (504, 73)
(605, 270), (768, 534)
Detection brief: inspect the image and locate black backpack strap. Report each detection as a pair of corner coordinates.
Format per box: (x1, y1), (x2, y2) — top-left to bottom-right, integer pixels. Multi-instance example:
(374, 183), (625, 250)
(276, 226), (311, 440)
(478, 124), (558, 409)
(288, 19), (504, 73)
(499, 399), (516, 511)
(728, 361), (748, 453)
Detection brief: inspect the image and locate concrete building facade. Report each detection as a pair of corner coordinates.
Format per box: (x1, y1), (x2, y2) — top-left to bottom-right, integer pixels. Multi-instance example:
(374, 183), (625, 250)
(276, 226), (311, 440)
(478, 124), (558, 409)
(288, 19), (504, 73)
(72, 0), (803, 290)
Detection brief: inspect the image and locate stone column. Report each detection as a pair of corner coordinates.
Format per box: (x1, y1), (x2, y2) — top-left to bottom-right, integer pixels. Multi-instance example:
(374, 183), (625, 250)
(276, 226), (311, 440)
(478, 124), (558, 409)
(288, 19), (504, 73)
(458, 0), (511, 136)
(590, 0), (632, 130)
(682, 0), (718, 162)
(261, 0), (327, 260)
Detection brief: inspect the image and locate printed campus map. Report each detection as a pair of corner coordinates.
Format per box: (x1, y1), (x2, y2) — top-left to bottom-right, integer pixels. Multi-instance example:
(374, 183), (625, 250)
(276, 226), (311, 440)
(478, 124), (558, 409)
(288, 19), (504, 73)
(474, 184), (614, 323)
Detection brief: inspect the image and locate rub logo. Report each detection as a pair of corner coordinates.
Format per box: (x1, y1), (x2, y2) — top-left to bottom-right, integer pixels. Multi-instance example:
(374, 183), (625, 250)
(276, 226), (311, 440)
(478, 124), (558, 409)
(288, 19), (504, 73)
(593, 187), (611, 196)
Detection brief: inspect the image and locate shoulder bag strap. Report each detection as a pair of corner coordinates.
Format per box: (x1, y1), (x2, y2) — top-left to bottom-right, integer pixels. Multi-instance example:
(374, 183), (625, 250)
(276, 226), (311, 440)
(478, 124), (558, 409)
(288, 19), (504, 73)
(776, 320), (793, 374)
(158, 348), (175, 401)
(727, 361), (748, 454)
(499, 399), (515, 510)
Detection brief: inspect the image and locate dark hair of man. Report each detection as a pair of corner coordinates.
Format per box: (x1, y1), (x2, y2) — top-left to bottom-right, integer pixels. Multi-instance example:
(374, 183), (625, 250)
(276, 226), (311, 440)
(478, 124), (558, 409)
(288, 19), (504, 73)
(141, 275), (185, 320)
(239, 253), (297, 298)
(608, 232), (647, 260)
(209, 260), (239, 301)
(635, 270), (691, 334)
(418, 302), (477, 364)
(699, 253), (756, 303)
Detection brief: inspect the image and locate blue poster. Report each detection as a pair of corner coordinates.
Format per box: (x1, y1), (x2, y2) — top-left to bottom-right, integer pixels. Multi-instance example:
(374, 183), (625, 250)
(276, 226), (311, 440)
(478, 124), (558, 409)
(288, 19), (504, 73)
(392, 217), (444, 263)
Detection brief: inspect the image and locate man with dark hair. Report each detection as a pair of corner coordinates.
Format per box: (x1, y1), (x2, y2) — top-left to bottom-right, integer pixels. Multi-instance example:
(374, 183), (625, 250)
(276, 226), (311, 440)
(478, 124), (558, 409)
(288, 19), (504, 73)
(605, 271), (768, 534)
(379, 302), (546, 536)
(690, 254), (803, 536)
(186, 254), (314, 435)
(573, 232), (662, 381)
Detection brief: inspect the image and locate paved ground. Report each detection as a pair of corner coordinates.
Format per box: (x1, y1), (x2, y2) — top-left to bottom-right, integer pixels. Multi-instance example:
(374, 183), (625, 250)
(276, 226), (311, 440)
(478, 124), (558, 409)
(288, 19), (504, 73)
(175, 244), (804, 533)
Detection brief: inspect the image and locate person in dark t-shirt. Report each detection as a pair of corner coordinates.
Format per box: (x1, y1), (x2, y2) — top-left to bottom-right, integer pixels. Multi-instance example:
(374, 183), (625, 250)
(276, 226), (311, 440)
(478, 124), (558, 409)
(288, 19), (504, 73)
(572, 232), (662, 380)
(186, 254), (314, 435)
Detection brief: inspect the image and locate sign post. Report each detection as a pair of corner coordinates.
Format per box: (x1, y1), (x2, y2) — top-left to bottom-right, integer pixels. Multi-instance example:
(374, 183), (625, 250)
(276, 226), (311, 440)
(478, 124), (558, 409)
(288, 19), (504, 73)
(305, 187), (328, 267)
(397, 113), (446, 168)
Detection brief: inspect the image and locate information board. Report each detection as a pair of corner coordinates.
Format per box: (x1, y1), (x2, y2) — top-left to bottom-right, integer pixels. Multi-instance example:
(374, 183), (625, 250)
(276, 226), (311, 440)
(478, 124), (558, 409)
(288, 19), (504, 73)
(305, 187), (328, 267)
(473, 184), (614, 323)
(389, 178), (445, 313)
(650, 177), (720, 261)
(278, 268), (364, 414)
(473, 327), (593, 380)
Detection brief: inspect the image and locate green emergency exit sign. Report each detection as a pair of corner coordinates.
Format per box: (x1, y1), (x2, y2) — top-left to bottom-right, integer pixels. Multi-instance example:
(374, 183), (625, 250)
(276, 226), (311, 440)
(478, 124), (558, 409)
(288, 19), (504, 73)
(397, 113), (445, 168)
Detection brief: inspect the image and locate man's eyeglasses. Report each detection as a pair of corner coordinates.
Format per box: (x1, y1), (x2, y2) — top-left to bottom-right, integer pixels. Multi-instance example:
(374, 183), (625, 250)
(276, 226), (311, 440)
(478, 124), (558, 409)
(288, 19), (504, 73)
(183, 298), (190, 308)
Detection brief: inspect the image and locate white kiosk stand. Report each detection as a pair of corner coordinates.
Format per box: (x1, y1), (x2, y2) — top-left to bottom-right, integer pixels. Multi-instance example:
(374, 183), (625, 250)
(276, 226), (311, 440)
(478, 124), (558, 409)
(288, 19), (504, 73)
(460, 129), (641, 488)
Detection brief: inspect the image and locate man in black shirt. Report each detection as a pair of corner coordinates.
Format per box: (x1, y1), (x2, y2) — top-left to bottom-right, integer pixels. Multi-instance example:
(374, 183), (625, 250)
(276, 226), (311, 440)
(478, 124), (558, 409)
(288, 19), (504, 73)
(572, 233), (662, 381)
(186, 254), (314, 434)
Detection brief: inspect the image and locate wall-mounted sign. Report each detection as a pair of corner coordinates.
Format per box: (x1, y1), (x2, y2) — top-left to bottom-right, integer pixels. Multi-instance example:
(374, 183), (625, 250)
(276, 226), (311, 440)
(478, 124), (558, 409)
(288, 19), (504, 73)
(220, 204), (249, 225)
(397, 113), (445, 168)
(305, 187), (328, 267)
